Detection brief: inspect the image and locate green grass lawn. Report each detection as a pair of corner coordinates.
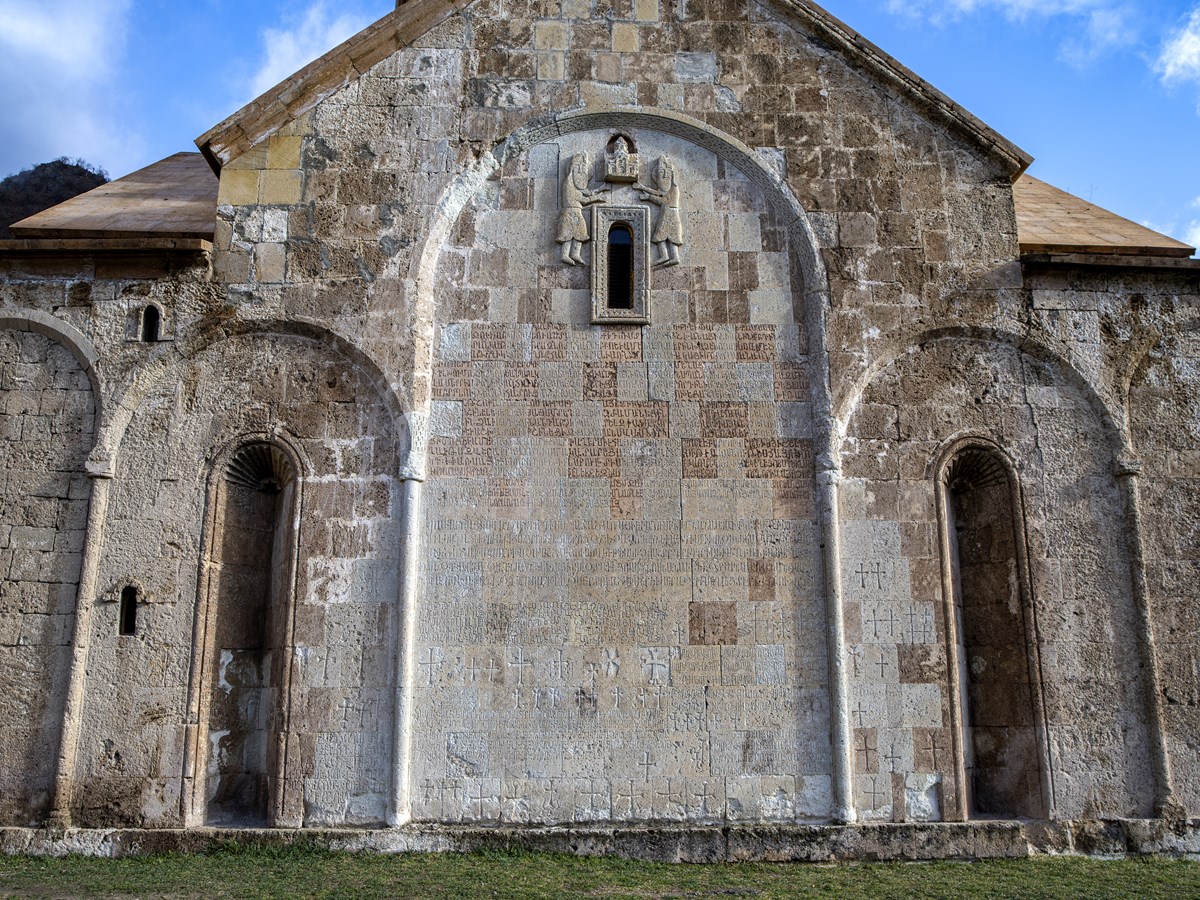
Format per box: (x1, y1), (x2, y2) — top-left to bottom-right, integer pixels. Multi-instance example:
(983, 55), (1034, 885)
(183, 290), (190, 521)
(2, 847), (1199, 899)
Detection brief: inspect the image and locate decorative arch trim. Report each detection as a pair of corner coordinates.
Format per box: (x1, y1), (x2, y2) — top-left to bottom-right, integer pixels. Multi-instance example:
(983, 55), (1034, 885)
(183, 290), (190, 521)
(1121, 317), (1200, 456)
(835, 326), (1128, 458)
(0, 308), (102, 425)
(181, 429), (308, 828)
(95, 315), (413, 479)
(408, 106), (831, 415)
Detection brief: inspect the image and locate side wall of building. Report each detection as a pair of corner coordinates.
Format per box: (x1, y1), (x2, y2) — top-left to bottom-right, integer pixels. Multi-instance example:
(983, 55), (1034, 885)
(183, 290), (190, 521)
(0, 328), (94, 824)
(0, 0), (1198, 832)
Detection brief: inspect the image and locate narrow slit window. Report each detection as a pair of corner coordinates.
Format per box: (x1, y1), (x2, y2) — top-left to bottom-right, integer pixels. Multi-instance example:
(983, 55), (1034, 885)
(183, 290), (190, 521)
(607, 224), (634, 310)
(119, 586), (137, 636)
(141, 305), (161, 342)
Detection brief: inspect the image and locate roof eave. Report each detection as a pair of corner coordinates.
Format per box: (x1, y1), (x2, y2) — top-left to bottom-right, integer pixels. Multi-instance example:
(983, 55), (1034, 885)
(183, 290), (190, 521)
(1021, 251), (1200, 272)
(1019, 242), (1196, 259)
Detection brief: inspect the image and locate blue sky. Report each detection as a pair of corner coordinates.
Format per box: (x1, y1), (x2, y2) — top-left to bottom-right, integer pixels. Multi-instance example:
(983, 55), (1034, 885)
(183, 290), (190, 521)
(1, 0), (1198, 250)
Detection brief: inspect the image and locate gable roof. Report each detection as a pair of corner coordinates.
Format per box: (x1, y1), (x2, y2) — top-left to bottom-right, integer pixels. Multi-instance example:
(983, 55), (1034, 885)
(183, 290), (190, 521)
(197, 0), (471, 171)
(1014, 174), (1195, 259)
(8, 153), (216, 241)
(781, 0), (1031, 176)
(195, 0), (1032, 177)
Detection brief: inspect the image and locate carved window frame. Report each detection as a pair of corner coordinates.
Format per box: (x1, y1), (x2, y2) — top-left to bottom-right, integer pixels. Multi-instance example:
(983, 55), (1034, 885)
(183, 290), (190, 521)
(591, 205), (650, 325)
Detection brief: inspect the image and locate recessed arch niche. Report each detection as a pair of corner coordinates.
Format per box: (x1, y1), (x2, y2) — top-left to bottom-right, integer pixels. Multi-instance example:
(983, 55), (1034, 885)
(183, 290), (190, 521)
(189, 438), (302, 827)
(935, 438), (1047, 820)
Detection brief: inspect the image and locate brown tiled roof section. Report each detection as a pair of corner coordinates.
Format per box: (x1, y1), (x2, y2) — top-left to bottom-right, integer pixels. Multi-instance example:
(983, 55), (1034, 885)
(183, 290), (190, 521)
(196, 0), (1032, 176)
(9, 153), (217, 240)
(1015, 174), (1195, 259)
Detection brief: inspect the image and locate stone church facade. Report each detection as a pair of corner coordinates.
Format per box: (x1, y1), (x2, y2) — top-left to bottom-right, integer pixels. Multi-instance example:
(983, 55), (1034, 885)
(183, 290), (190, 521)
(1, 0), (1199, 857)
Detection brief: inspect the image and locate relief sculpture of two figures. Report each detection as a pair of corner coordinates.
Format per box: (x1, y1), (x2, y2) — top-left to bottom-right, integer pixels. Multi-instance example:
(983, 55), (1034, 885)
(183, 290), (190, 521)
(556, 141), (683, 268)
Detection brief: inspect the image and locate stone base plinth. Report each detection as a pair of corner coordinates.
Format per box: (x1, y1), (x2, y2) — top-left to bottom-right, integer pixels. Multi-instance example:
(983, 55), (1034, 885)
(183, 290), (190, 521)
(3, 819), (1199, 862)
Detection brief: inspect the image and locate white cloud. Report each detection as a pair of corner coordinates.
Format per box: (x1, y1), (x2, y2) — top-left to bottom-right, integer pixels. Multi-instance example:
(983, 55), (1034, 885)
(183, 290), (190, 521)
(887, 0), (1140, 64)
(1186, 221), (1200, 252)
(247, 2), (377, 101)
(0, 0), (144, 178)
(1157, 8), (1200, 85)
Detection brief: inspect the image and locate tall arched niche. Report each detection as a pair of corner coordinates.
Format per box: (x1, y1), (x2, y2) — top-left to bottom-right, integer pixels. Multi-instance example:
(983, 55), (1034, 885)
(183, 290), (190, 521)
(410, 117), (833, 827)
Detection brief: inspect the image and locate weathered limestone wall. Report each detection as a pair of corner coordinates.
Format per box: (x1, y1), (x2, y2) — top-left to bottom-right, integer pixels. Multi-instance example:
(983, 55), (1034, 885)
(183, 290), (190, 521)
(71, 333), (406, 827)
(0, 0), (1197, 838)
(415, 127), (825, 824)
(208, 0), (1018, 412)
(0, 330), (94, 824)
(841, 337), (1152, 820)
(1019, 264), (1200, 817)
(196, 0), (1035, 828)
(1133, 326), (1200, 816)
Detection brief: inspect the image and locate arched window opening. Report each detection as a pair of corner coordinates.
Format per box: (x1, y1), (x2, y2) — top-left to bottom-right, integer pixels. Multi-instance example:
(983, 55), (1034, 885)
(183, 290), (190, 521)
(607, 224), (634, 310)
(141, 305), (161, 342)
(591, 205), (649, 324)
(119, 586), (138, 636)
(942, 445), (1044, 819)
(201, 441), (297, 826)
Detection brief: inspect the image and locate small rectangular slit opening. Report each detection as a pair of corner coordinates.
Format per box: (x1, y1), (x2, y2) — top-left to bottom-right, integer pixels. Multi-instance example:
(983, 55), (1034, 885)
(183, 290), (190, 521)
(119, 586), (138, 636)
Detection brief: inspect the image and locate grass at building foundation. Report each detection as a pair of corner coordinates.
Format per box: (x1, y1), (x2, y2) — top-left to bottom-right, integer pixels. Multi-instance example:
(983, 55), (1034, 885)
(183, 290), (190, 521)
(2, 847), (1200, 899)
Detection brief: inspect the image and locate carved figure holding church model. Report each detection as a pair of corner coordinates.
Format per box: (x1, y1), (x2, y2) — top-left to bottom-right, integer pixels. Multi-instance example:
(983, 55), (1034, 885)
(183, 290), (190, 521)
(605, 135), (639, 183)
(557, 153), (609, 266)
(637, 155), (684, 267)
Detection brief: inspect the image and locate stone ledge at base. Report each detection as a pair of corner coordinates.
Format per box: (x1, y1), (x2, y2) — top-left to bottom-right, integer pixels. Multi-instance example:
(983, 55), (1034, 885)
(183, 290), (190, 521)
(3, 820), (1199, 862)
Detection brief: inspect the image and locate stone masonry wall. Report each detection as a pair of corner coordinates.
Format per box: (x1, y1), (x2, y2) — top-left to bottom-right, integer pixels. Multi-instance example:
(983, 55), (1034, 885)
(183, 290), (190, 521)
(841, 336), (1153, 820)
(0, 0), (1197, 836)
(0, 330), (94, 825)
(1131, 326), (1200, 815)
(210, 0), (1017, 414)
(415, 127), (826, 825)
(198, 0), (1036, 825)
(71, 333), (404, 827)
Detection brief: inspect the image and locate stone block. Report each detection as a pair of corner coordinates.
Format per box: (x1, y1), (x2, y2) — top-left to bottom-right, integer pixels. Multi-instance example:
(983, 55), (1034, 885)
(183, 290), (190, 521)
(534, 22), (568, 51)
(537, 51), (565, 82)
(635, 0), (660, 19)
(267, 135), (303, 170)
(259, 170), (303, 205)
(217, 170), (260, 207)
(612, 23), (639, 52)
(253, 243), (286, 283)
(580, 81), (637, 107)
(676, 52), (718, 83)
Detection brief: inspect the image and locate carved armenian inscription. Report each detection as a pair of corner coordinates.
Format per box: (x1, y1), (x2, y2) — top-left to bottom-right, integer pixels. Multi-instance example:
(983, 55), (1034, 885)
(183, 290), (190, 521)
(422, 128), (824, 828)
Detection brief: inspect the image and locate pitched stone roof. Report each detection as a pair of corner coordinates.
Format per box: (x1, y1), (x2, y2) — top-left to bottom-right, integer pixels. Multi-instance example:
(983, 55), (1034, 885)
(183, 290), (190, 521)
(1014, 174), (1195, 259)
(194, 0), (1033, 176)
(8, 153), (216, 241)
